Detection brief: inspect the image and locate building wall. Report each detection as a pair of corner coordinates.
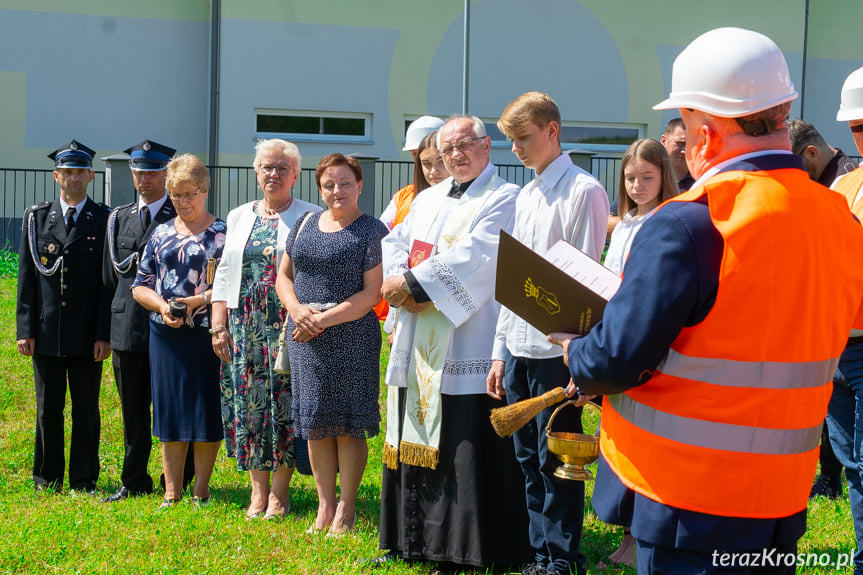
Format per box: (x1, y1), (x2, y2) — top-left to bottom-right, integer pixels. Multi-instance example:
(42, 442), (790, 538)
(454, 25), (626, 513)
(0, 2), (209, 170)
(1, 0), (861, 173)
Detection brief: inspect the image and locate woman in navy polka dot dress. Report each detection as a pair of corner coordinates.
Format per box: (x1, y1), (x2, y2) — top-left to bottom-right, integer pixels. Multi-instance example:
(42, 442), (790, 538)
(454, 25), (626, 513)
(276, 153), (388, 535)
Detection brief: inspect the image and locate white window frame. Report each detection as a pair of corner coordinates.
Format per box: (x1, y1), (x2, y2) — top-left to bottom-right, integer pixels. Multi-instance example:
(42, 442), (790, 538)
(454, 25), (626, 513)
(255, 109), (372, 144)
(402, 117), (643, 155)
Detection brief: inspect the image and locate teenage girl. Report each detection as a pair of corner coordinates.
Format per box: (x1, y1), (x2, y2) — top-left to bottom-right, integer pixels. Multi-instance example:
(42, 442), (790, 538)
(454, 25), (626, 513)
(605, 138), (680, 276)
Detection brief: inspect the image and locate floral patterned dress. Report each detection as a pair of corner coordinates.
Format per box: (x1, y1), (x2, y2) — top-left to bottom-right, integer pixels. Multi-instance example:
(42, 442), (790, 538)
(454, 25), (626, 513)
(132, 218), (226, 442)
(220, 209), (295, 471)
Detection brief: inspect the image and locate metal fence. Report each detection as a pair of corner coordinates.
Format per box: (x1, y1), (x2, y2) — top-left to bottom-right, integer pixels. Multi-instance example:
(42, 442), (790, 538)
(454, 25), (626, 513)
(208, 161), (539, 221)
(0, 169), (106, 249)
(592, 156), (622, 203)
(6, 154), (856, 248)
(209, 165), (323, 219)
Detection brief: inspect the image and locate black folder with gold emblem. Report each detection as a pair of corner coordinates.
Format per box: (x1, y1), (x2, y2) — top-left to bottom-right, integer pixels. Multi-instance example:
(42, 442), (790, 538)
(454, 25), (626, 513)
(495, 230), (620, 335)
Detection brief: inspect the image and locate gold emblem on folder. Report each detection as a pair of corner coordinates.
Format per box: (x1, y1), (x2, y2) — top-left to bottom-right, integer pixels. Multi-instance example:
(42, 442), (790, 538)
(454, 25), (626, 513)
(524, 277), (560, 315)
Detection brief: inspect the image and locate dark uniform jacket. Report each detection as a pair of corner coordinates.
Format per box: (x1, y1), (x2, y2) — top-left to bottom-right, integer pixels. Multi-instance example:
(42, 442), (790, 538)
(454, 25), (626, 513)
(16, 198), (111, 357)
(102, 199), (175, 352)
(819, 148), (858, 188)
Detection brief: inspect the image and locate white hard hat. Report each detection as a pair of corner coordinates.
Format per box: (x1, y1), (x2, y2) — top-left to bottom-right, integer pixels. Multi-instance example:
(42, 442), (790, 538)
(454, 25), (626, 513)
(653, 27), (798, 118)
(837, 67), (863, 122)
(404, 116), (444, 151)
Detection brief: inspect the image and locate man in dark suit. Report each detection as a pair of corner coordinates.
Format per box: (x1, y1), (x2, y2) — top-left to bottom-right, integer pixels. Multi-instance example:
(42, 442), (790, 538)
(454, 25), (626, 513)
(101, 140), (177, 502)
(16, 140), (112, 493)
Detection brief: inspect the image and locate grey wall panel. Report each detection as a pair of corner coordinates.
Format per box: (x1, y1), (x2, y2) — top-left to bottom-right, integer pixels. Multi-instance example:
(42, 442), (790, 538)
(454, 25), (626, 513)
(427, 0), (628, 123)
(217, 18), (401, 159)
(0, 10), (209, 154)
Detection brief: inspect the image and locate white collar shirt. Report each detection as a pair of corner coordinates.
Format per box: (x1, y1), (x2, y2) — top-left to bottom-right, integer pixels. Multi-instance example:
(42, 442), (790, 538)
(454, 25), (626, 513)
(691, 149), (793, 188)
(59, 195), (88, 224)
(604, 206), (658, 277)
(138, 193), (168, 222)
(492, 153), (609, 360)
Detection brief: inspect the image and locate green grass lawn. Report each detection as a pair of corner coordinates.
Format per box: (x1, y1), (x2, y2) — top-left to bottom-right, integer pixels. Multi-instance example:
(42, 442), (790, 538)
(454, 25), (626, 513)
(0, 274), (856, 574)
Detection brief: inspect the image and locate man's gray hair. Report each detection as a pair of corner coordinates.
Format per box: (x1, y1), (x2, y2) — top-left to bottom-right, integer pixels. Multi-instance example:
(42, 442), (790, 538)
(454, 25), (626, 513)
(437, 115), (487, 148)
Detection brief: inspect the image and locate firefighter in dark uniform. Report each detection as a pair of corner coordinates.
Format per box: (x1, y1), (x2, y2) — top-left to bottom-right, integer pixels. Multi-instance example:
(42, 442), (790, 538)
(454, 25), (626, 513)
(101, 140), (177, 502)
(16, 140), (111, 493)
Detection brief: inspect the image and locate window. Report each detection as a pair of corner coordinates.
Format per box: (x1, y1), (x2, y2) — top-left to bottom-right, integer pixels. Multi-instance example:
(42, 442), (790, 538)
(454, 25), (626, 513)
(484, 120), (642, 153)
(256, 110), (371, 143)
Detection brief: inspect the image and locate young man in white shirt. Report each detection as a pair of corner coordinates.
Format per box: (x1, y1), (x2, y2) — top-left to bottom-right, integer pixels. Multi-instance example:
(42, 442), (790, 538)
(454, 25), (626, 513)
(487, 92), (608, 575)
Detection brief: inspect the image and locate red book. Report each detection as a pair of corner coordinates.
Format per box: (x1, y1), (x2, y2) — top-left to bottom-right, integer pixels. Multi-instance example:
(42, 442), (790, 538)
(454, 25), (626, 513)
(409, 240), (436, 268)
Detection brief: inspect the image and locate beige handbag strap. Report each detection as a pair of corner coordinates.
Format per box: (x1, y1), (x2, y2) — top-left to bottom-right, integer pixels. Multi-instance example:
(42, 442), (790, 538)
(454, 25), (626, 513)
(291, 212), (313, 278)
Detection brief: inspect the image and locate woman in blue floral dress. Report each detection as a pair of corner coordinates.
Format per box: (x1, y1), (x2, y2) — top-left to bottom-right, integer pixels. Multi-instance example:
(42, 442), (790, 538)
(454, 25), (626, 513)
(211, 139), (321, 519)
(131, 154), (226, 509)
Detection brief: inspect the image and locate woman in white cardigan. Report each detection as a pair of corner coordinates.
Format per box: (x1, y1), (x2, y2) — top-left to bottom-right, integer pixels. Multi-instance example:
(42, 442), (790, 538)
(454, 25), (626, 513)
(211, 139), (321, 519)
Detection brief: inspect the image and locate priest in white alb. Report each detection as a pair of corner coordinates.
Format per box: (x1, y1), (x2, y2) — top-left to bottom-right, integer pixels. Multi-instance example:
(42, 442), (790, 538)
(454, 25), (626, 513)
(373, 115), (531, 570)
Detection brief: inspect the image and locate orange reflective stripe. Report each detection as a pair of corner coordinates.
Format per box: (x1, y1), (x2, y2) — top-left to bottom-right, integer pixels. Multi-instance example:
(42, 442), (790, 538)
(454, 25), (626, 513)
(607, 393), (822, 455)
(659, 348), (837, 390)
(626, 372), (832, 430)
(601, 402), (816, 518)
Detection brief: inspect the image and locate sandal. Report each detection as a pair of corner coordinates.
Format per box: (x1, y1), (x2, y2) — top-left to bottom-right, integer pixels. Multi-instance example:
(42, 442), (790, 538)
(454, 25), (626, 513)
(157, 498), (181, 510)
(325, 513), (357, 538)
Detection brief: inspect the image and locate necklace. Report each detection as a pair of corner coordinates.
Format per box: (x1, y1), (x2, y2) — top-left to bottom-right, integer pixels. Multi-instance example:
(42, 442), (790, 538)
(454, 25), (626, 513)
(260, 197), (293, 216)
(175, 214), (215, 236)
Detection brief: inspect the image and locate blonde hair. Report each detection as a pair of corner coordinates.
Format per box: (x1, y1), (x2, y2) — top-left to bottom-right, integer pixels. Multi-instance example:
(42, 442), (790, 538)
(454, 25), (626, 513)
(166, 154), (210, 193)
(497, 91), (561, 140)
(617, 139), (679, 217)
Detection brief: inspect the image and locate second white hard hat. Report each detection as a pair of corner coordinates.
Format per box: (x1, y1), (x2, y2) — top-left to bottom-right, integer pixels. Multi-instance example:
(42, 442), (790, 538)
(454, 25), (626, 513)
(404, 116), (444, 151)
(837, 67), (863, 122)
(653, 27), (797, 118)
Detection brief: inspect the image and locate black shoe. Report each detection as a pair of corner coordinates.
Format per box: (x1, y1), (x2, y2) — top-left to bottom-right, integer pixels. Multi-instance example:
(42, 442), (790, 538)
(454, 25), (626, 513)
(34, 480), (60, 493)
(522, 563), (546, 575)
(362, 551), (402, 567)
(69, 487), (97, 497)
(810, 473), (843, 499)
(101, 486), (149, 503)
(545, 560), (585, 575)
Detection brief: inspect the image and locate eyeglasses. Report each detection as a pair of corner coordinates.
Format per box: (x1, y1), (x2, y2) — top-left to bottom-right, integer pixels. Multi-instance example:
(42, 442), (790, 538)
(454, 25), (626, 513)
(168, 190), (201, 203)
(850, 124), (863, 134)
(439, 137), (484, 158)
(259, 165), (294, 176)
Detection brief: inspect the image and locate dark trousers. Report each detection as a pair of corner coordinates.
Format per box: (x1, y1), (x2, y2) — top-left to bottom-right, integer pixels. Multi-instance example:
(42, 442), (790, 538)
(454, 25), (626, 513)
(819, 417), (843, 476)
(503, 350), (586, 572)
(635, 540), (797, 575)
(825, 342), (863, 574)
(32, 354), (102, 490)
(113, 350), (154, 493)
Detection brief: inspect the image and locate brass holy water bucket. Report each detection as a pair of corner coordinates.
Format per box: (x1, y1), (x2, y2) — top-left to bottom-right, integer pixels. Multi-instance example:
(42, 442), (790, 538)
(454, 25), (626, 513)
(545, 400), (600, 481)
